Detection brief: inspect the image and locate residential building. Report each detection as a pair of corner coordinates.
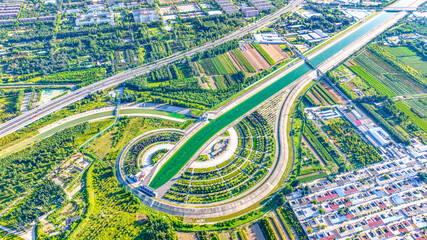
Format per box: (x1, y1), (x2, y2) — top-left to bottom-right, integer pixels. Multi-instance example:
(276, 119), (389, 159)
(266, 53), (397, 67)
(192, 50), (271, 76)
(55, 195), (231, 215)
(76, 11), (115, 26)
(132, 8), (160, 23)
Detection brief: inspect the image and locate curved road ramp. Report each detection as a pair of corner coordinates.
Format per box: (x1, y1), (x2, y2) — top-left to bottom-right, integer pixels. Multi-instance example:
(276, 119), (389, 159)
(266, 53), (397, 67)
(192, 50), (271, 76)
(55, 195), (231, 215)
(114, 5), (414, 219)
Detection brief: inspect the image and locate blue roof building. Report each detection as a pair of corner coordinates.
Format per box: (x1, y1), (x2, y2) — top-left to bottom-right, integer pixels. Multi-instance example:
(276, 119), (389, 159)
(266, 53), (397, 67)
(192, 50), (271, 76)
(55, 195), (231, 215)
(391, 195), (404, 205)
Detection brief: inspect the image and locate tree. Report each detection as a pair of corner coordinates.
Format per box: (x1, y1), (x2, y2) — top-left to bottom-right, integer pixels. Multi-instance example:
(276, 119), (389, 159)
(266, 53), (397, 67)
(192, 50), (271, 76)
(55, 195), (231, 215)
(308, 228), (313, 234)
(417, 172), (427, 183)
(282, 185), (294, 195)
(137, 216), (176, 240)
(291, 179), (300, 187)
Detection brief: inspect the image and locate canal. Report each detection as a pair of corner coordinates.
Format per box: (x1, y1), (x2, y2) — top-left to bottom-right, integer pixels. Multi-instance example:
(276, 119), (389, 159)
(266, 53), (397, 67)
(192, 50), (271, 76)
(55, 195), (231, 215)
(150, 11), (396, 189)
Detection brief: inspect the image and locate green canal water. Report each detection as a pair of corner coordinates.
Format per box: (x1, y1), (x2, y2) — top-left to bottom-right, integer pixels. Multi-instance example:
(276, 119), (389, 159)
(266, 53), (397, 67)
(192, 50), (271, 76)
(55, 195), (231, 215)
(150, 12), (396, 189)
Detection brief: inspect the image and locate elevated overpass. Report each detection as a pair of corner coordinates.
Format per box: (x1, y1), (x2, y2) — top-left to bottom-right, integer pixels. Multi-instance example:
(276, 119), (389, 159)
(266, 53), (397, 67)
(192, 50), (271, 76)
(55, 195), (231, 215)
(384, 7), (418, 12)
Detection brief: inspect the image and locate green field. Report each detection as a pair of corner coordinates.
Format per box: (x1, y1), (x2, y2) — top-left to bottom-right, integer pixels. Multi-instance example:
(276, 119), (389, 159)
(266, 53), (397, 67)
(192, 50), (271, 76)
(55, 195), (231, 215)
(119, 108), (189, 119)
(297, 172), (328, 183)
(349, 65), (396, 97)
(382, 46), (416, 57)
(354, 49), (427, 95)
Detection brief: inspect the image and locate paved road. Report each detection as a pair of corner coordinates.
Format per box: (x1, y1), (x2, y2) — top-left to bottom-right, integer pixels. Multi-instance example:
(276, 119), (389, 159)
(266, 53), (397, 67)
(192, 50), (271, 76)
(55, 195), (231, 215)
(0, 0), (303, 139)
(0, 84), (75, 88)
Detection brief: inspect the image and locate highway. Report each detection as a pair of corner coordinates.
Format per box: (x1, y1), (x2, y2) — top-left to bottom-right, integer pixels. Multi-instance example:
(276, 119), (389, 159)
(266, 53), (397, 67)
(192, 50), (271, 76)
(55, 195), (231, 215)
(0, 0), (303, 139)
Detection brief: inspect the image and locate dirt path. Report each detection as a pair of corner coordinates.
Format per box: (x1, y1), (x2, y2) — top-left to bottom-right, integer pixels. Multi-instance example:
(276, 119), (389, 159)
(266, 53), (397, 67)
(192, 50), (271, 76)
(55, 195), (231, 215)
(177, 232), (196, 240)
(194, 62), (214, 90)
(247, 223), (265, 240)
(219, 231), (231, 240)
(197, 77), (209, 89)
(268, 217), (284, 240)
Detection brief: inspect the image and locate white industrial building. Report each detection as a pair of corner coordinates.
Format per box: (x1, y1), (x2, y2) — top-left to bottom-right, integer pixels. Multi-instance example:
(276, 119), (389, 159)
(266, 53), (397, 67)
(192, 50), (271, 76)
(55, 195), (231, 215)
(132, 8), (160, 23)
(410, 12), (427, 20)
(76, 11), (115, 26)
(253, 32), (287, 44)
(367, 127), (392, 147)
(301, 29), (329, 43)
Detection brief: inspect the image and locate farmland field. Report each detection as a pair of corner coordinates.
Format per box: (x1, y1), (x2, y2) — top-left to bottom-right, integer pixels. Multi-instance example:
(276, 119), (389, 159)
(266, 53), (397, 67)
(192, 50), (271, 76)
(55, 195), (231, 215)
(217, 54), (238, 74)
(400, 56), (427, 75)
(405, 98), (427, 114)
(354, 49), (427, 95)
(261, 44), (287, 62)
(198, 54), (238, 76)
(252, 43), (276, 65)
(382, 46), (416, 57)
(242, 43), (270, 70)
(312, 84), (338, 105)
(348, 65), (396, 97)
(231, 49), (256, 73)
(383, 46), (427, 74)
(213, 76), (227, 90)
(395, 100), (427, 132)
